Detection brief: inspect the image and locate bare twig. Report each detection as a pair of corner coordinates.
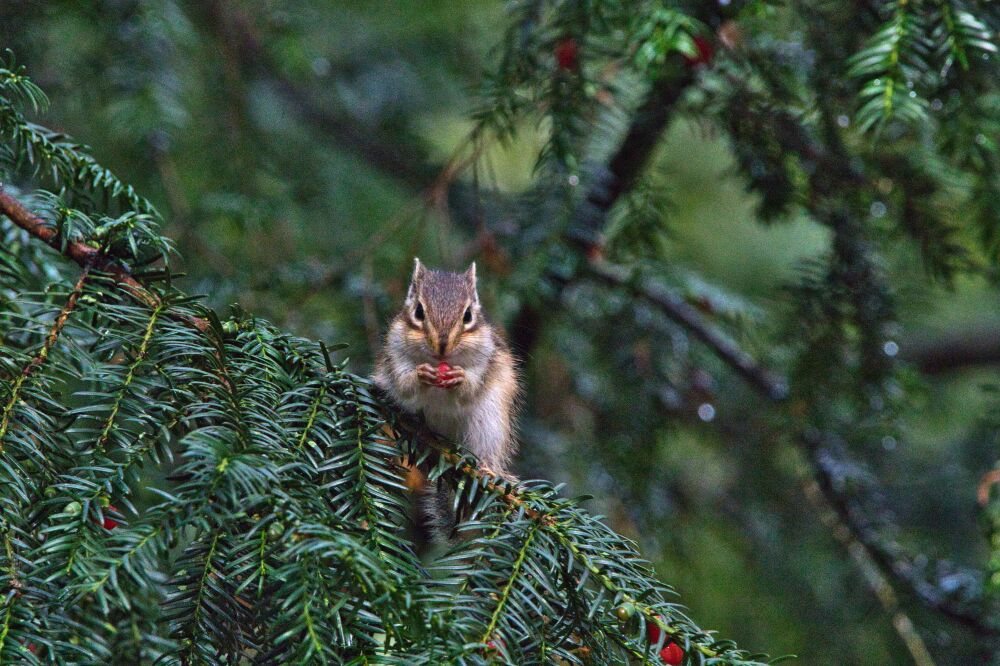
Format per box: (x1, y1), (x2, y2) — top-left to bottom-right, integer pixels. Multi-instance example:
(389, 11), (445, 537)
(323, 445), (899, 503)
(586, 259), (789, 400)
(204, 0), (438, 189)
(901, 325), (1000, 375)
(979, 469), (1000, 507)
(799, 468), (937, 666)
(802, 432), (998, 638)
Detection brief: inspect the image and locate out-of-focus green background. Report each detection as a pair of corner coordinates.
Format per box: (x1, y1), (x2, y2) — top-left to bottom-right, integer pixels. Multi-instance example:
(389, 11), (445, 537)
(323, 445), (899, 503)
(2, 2), (996, 663)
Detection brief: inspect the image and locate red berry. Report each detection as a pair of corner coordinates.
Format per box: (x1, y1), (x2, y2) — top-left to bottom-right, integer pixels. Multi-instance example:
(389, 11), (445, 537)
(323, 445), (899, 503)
(436, 362), (452, 387)
(660, 642), (684, 665)
(646, 617), (663, 644)
(683, 35), (713, 67)
(101, 504), (120, 530)
(585, 242), (604, 262)
(554, 38), (579, 70)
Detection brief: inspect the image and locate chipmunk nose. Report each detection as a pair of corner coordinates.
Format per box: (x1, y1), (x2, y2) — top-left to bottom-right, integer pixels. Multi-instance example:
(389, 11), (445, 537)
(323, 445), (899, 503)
(437, 339), (447, 357)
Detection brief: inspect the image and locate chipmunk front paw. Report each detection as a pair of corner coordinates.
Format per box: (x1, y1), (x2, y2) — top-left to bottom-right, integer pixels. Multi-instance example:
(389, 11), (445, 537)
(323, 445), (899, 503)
(437, 365), (465, 389)
(417, 363), (439, 387)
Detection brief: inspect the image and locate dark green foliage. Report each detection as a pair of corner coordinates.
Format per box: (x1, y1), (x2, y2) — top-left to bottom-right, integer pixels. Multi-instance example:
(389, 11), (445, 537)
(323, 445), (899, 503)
(847, 0), (996, 132)
(0, 61), (768, 664)
(4, 0), (1000, 663)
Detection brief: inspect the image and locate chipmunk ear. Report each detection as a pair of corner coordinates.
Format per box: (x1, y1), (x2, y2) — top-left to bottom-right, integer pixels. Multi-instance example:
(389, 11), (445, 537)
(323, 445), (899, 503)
(465, 262), (479, 302)
(406, 257), (425, 305)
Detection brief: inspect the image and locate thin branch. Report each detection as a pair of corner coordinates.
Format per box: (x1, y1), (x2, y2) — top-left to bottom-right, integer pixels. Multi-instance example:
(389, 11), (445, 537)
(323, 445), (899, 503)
(480, 522), (539, 643)
(0, 189), (128, 288)
(802, 432), (998, 638)
(586, 259), (789, 400)
(95, 303), (164, 453)
(900, 325), (1000, 374)
(204, 0), (438, 189)
(0, 267), (89, 447)
(566, 69), (696, 252)
(546, 55), (787, 400)
(3, 522), (21, 594)
(798, 469), (937, 666)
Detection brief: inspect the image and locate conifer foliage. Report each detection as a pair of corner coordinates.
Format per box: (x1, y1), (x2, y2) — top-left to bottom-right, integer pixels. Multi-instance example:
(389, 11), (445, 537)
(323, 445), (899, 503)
(4, 0), (1000, 661)
(0, 60), (771, 664)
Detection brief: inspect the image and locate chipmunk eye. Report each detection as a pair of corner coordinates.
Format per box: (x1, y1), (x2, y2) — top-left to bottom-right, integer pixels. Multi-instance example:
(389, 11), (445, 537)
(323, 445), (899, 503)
(414, 302), (425, 321)
(463, 307), (472, 324)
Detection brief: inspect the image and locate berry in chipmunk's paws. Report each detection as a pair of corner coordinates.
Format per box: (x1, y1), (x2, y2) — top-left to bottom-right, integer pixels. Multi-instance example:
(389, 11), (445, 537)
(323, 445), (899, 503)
(437, 362), (452, 386)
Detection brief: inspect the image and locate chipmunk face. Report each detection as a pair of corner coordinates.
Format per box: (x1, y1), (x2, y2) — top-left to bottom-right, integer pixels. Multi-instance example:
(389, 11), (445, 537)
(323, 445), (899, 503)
(402, 258), (486, 362)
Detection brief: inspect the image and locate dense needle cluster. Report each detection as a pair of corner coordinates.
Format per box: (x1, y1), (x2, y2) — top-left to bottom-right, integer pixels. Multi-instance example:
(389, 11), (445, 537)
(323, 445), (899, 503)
(3, 0), (1000, 661)
(0, 59), (771, 664)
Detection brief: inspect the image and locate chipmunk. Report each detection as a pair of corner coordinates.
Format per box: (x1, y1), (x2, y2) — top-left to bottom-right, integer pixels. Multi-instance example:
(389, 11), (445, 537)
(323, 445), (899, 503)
(374, 259), (519, 482)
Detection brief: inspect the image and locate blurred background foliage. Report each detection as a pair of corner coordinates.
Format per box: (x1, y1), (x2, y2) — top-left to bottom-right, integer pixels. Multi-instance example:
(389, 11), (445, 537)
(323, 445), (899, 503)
(3, 0), (1000, 663)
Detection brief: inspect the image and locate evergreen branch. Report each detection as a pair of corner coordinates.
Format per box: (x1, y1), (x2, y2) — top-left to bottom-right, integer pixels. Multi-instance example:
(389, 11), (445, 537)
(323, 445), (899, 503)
(0, 62), (48, 112)
(56, 404), (188, 601)
(84, 524), (163, 597)
(2, 534), (18, 595)
(549, 525), (721, 660)
(480, 521), (540, 644)
(0, 267), (89, 447)
(534, 46), (788, 400)
(402, 422), (762, 661)
(0, 107), (156, 214)
(0, 532), (24, 661)
(254, 529), (267, 601)
(295, 385), (326, 452)
(300, 593), (324, 662)
(715, 67), (993, 639)
(718, 75), (894, 383)
(882, 5), (909, 117)
(939, 0), (969, 70)
(182, 531), (222, 665)
(443, 452), (554, 527)
(352, 396), (387, 554)
(0, 589), (14, 660)
(205, 330), (253, 453)
(848, 1), (931, 130)
(454, 505), (516, 601)
(565, 68), (695, 252)
(934, 1), (997, 73)
(95, 304), (163, 453)
(0, 188), (208, 332)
